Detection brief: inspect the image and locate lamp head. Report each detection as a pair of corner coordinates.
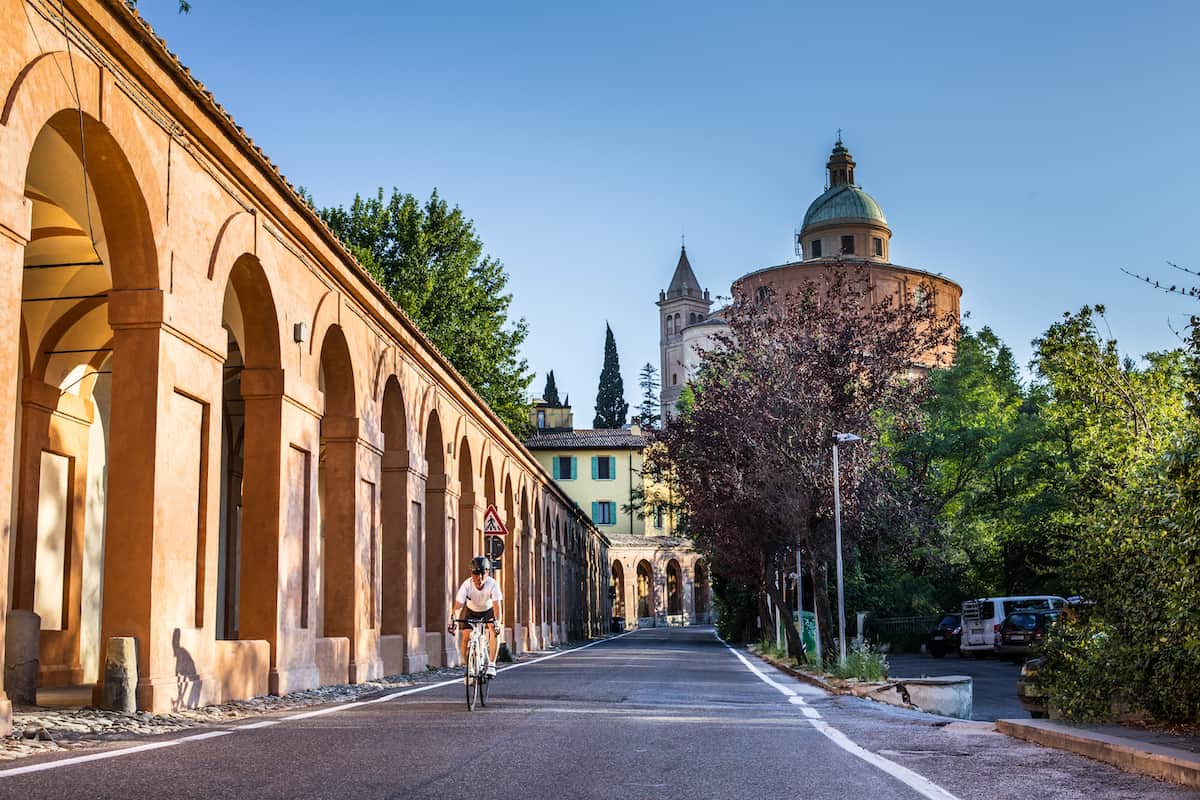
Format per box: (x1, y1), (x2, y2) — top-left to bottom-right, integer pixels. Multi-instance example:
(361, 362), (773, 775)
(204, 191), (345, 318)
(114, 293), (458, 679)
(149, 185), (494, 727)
(834, 432), (862, 444)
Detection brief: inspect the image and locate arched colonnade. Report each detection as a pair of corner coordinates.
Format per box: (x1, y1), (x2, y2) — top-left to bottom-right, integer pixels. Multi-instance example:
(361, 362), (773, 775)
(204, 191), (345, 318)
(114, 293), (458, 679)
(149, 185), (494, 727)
(0, 1), (610, 729)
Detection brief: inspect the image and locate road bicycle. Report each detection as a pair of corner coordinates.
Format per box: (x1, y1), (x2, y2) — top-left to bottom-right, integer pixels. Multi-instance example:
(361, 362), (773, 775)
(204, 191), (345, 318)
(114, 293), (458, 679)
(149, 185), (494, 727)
(454, 618), (492, 711)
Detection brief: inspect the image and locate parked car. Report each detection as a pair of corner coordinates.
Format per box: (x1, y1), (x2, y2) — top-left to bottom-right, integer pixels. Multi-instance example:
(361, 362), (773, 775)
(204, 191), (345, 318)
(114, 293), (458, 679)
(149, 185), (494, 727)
(960, 595), (1067, 657)
(1016, 656), (1048, 718)
(926, 614), (961, 658)
(997, 610), (1061, 662)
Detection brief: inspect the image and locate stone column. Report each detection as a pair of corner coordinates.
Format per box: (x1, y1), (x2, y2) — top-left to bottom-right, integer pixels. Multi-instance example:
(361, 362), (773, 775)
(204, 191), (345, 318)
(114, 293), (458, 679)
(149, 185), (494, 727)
(458, 492), (483, 571)
(237, 368), (312, 697)
(503, 518), (522, 655)
(539, 539), (551, 648)
(380, 448), (416, 674)
(0, 217), (28, 733)
(403, 457), (428, 673)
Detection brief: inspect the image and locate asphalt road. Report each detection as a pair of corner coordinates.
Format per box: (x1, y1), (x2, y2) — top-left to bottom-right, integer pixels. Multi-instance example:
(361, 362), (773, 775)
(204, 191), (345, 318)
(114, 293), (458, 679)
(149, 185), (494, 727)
(888, 653), (1026, 722)
(0, 628), (1192, 800)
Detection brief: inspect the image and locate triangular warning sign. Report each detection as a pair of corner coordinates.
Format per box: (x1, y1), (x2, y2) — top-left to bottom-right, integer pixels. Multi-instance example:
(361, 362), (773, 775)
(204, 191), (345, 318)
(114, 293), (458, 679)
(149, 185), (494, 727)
(483, 504), (508, 536)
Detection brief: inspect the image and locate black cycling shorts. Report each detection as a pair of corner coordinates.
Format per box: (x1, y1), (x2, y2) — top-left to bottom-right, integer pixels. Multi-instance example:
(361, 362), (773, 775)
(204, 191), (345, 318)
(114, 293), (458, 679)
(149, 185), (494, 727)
(463, 608), (495, 624)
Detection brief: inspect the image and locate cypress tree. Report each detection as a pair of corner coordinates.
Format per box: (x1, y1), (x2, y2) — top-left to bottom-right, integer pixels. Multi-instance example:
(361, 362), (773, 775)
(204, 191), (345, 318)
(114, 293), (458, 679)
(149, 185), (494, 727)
(593, 323), (629, 428)
(542, 371), (561, 406)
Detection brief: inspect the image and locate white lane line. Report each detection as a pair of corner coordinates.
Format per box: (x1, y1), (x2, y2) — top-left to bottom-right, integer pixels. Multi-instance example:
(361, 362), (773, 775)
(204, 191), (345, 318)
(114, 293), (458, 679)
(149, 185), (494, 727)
(0, 740), (182, 777)
(718, 634), (962, 800)
(0, 630), (637, 778)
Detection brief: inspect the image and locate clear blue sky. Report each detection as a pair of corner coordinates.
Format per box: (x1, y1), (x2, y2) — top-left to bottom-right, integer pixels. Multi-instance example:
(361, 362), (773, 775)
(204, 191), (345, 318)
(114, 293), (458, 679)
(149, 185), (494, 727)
(142, 0), (1200, 418)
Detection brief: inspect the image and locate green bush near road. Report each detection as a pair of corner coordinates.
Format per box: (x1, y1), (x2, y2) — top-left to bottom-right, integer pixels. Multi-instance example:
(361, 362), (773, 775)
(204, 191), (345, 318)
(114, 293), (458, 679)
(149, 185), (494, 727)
(829, 641), (889, 682)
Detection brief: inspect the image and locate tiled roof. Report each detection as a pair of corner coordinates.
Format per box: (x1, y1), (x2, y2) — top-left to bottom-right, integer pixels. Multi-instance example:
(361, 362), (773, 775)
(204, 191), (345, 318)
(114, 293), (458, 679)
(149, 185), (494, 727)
(524, 429), (647, 450)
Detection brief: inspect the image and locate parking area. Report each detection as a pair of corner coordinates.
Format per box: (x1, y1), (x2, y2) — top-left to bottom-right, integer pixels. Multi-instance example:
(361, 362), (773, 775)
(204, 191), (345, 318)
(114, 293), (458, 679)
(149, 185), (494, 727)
(887, 652), (1026, 721)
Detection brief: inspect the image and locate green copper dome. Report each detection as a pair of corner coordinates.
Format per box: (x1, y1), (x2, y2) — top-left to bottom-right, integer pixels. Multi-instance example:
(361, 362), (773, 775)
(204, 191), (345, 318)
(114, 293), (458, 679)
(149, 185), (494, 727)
(801, 184), (887, 230)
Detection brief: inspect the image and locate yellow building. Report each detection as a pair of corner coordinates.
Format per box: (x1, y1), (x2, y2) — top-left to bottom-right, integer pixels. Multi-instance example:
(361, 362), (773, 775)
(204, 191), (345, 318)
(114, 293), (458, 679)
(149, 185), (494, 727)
(525, 409), (710, 628)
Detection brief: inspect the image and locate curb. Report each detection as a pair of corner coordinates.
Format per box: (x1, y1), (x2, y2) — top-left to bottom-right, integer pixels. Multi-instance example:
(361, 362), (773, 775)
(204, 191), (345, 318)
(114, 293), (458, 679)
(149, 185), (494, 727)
(997, 719), (1200, 790)
(747, 647), (844, 695)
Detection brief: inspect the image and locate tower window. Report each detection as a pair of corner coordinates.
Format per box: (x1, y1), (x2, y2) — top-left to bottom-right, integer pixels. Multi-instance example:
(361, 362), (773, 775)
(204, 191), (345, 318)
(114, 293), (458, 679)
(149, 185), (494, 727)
(841, 236), (855, 255)
(810, 239), (822, 258)
(666, 317), (674, 335)
(873, 237), (883, 257)
(537, 410), (546, 429)
(672, 373), (678, 385)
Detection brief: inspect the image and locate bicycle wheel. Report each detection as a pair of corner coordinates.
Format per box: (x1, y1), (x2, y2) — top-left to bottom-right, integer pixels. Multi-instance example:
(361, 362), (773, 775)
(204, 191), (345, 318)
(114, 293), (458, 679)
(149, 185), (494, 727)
(465, 647), (477, 711)
(479, 672), (489, 707)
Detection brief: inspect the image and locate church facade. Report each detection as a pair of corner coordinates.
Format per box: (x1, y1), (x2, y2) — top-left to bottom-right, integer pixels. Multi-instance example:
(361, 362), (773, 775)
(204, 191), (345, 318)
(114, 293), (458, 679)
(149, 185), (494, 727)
(658, 138), (963, 418)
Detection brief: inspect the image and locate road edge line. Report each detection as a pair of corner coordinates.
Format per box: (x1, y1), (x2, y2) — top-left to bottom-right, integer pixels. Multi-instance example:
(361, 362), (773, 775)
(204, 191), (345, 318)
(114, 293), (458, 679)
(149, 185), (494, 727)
(718, 633), (963, 800)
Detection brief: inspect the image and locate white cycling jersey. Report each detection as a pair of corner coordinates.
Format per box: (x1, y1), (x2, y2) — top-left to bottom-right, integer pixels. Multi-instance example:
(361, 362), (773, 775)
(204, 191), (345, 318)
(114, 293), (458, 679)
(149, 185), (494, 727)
(455, 576), (503, 612)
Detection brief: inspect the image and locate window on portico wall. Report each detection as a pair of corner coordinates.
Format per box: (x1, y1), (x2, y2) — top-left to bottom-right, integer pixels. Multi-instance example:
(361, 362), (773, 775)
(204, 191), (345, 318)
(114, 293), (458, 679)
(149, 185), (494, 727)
(840, 235), (855, 255)
(873, 237), (883, 257)
(810, 239), (822, 258)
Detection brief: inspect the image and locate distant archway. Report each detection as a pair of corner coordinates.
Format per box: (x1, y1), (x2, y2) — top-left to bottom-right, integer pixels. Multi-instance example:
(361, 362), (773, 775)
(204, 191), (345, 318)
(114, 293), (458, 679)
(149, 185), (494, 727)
(422, 410), (448, 661)
(317, 325), (356, 640)
(611, 561), (626, 619)
(636, 560), (653, 619)
(666, 559), (682, 615)
(380, 377), (408, 638)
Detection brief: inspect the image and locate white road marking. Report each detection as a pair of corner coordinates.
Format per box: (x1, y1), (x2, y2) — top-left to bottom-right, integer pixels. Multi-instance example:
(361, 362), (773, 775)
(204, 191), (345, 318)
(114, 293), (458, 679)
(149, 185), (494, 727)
(0, 629), (637, 778)
(718, 634), (962, 800)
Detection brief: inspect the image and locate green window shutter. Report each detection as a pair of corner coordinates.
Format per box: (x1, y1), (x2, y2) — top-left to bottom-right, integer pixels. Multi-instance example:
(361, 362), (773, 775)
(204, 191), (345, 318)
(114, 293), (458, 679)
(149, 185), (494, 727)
(591, 501), (599, 523)
(570, 456), (577, 480)
(606, 501), (615, 523)
(608, 456), (616, 478)
(552, 458), (560, 480)
(591, 456), (599, 480)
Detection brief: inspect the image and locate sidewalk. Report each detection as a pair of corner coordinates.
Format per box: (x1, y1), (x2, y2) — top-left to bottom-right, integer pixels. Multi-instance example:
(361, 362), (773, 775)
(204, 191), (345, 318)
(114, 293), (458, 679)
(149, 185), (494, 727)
(996, 719), (1200, 789)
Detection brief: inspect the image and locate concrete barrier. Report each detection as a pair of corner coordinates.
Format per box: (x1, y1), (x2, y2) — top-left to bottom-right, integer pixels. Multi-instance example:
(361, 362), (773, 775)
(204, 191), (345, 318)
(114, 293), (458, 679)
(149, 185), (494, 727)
(893, 676), (973, 719)
(3, 610), (40, 706)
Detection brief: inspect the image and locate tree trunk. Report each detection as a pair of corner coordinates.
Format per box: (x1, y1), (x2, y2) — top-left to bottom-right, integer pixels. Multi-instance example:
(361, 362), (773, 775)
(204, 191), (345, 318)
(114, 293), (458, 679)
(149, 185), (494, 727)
(810, 560), (835, 666)
(764, 580), (804, 661)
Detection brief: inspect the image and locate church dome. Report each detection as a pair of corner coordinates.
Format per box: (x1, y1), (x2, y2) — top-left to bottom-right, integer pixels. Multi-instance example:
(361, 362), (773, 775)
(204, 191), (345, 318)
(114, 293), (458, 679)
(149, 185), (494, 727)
(802, 183), (887, 230)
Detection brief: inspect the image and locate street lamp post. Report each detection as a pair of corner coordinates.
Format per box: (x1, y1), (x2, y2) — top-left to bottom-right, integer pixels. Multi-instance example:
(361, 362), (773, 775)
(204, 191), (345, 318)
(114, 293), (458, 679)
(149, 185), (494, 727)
(832, 432), (861, 668)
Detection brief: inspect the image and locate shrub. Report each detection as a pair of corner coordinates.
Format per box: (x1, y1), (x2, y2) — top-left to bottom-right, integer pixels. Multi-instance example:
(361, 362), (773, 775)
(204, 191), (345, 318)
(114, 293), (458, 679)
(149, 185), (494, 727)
(830, 641), (889, 682)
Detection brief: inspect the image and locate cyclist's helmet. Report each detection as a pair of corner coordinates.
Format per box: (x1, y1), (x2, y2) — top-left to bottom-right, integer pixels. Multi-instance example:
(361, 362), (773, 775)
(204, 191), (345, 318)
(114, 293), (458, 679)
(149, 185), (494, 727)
(471, 556), (491, 575)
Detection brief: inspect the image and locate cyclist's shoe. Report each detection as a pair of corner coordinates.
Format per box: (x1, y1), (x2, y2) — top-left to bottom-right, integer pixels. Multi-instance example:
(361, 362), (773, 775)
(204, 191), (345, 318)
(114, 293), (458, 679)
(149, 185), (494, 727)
(486, 662), (497, 677)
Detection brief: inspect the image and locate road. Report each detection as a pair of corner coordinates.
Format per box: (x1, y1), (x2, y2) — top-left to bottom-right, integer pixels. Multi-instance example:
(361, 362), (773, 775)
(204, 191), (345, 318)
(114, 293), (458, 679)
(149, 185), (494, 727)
(888, 653), (1026, 721)
(0, 628), (1191, 799)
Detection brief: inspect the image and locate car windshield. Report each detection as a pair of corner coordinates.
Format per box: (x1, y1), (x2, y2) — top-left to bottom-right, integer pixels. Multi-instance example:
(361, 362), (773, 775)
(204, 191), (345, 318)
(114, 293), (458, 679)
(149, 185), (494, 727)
(938, 615), (960, 627)
(1037, 611), (1061, 627)
(1006, 613), (1039, 630)
(1004, 599), (1047, 616)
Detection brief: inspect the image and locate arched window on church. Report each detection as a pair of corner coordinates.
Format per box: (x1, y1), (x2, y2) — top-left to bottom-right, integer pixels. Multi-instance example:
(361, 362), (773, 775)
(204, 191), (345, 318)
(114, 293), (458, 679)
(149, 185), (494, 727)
(688, 312), (697, 324)
(674, 313), (681, 332)
(666, 316), (674, 336)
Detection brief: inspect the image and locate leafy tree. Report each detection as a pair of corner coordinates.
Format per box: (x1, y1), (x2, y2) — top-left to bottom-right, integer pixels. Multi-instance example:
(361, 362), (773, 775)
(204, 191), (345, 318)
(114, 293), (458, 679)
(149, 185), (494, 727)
(593, 323), (628, 428)
(542, 371), (561, 406)
(655, 265), (957, 659)
(320, 188), (533, 436)
(634, 363), (661, 429)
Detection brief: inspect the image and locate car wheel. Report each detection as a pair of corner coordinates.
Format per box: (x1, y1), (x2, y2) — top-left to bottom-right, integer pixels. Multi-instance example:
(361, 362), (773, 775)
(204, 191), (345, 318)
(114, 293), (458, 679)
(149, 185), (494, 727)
(930, 646), (945, 658)
(972, 651), (987, 660)
(958, 648), (968, 659)
(1030, 711), (1048, 719)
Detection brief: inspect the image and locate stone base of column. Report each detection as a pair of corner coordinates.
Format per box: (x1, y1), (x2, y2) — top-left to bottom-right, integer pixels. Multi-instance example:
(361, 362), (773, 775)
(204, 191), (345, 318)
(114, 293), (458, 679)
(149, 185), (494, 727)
(510, 625), (524, 655)
(269, 664), (321, 697)
(348, 656), (383, 684)
(541, 623), (551, 648)
(0, 697), (10, 735)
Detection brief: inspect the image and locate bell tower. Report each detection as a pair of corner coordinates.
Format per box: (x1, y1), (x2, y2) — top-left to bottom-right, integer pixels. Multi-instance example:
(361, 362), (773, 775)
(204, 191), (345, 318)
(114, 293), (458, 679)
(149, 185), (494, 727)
(657, 245), (712, 421)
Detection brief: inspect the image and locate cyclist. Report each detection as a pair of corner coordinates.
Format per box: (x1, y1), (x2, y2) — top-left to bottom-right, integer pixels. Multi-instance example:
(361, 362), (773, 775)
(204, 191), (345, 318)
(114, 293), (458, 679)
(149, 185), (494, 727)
(450, 556), (504, 677)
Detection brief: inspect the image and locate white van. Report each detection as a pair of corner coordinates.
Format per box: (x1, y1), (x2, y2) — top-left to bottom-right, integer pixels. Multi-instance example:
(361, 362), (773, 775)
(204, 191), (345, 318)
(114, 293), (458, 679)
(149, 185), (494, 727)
(959, 596), (1067, 656)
